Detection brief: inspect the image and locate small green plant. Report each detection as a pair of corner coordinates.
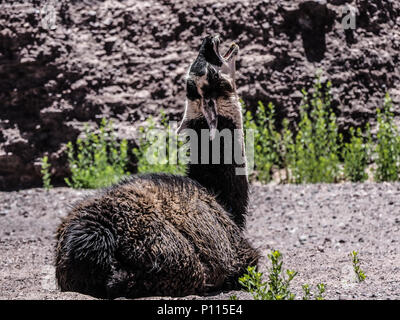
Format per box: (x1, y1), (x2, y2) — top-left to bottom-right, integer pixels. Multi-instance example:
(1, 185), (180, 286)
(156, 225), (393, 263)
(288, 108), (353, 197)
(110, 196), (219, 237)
(239, 250), (297, 300)
(281, 119), (295, 183)
(133, 111), (186, 175)
(302, 284), (311, 300)
(239, 250), (327, 300)
(351, 251), (366, 282)
(342, 125), (371, 182)
(374, 93), (400, 182)
(315, 283), (326, 300)
(243, 101), (281, 183)
(238, 265), (266, 300)
(40, 156), (53, 190)
(301, 283), (326, 300)
(65, 118), (130, 189)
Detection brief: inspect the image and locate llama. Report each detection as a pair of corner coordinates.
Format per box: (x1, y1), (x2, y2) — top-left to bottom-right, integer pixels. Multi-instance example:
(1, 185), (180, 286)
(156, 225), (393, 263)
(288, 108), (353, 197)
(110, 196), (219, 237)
(55, 35), (259, 299)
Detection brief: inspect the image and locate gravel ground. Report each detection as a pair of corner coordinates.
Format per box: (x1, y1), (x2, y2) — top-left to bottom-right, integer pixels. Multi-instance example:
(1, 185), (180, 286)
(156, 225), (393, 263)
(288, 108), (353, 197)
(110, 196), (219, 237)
(0, 183), (399, 300)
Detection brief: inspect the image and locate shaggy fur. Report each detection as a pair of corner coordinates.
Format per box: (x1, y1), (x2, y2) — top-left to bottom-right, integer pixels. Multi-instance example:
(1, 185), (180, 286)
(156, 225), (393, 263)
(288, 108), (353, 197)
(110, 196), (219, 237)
(55, 35), (259, 299)
(187, 116), (248, 228)
(56, 174), (258, 298)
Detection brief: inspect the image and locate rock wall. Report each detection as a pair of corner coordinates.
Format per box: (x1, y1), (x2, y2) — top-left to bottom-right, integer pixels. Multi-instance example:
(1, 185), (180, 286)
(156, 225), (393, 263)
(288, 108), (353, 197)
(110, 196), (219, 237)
(0, 0), (399, 189)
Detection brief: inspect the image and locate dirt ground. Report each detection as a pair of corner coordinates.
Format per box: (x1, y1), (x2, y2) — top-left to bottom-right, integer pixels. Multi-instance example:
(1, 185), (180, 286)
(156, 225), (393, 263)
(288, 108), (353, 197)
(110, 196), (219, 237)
(0, 183), (399, 300)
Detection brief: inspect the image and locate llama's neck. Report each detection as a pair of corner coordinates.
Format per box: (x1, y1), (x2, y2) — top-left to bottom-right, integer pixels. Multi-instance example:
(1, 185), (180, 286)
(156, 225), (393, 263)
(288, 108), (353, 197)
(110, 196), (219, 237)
(186, 115), (249, 229)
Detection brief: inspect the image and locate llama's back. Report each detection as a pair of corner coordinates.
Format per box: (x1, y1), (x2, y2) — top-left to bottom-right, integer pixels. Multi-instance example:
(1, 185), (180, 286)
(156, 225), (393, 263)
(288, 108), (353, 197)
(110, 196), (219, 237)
(55, 173), (258, 298)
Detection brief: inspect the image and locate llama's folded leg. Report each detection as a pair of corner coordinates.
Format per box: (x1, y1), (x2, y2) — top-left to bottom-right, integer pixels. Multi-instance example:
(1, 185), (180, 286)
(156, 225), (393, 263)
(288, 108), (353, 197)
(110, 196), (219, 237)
(109, 220), (206, 298)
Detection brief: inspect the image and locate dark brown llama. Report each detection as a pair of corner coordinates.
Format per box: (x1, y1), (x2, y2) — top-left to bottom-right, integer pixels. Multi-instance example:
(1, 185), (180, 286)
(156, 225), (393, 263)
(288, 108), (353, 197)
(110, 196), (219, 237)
(55, 35), (259, 299)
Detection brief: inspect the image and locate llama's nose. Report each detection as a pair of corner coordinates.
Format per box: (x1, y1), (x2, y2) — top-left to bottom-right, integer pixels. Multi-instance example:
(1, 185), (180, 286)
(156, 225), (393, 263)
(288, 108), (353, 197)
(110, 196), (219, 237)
(212, 34), (220, 45)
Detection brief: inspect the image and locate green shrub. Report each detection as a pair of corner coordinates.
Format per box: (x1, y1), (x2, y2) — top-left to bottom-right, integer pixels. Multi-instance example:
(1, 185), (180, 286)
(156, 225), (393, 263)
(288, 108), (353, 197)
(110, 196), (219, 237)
(302, 283), (326, 300)
(243, 101), (280, 183)
(301, 284), (312, 300)
(374, 93), (400, 182)
(287, 78), (341, 183)
(239, 250), (297, 300)
(342, 125), (371, 182)
(243, 74), (345, 184)
(133, 111), (186, 175)
(350, 251), (366, 282)
(65, 118), (130, 189)
(40, 156), (53, 190)
(315, 283), (326, 300)
(280, 119), (295, 183)
(239, 250), (327, 300)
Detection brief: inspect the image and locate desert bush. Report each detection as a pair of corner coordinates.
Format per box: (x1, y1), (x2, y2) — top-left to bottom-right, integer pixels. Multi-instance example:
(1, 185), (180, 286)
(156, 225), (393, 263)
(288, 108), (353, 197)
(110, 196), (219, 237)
(238, 250), (326, 300)
(244, 76), (400, 184)
(287, 78), (341, 183)
(374, 93), (400, 182)
(301, 284), (312, 300)
(350, 251), (366, 282)
(302, 283), (326, 300)
(133, 111), (186, 175)
(40, 156), (53, 190)
(244, 74), (343, 184)
(342, 125), (372, 182)
(239, 250), (297, 300)
(243, 101), (280, 183)
(315, 283), (326, 300)
(65, 118), (130, 189)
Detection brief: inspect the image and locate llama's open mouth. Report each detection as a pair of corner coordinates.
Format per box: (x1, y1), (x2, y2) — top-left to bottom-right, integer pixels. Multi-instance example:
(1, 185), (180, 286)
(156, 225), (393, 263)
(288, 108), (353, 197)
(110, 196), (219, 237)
(223, 42), (239, 60)
(211, 35), (239, 64)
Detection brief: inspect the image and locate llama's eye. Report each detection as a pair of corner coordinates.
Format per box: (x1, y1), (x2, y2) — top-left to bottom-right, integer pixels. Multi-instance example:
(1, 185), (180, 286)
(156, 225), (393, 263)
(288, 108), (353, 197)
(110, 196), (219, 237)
(207, 65), (219, 81)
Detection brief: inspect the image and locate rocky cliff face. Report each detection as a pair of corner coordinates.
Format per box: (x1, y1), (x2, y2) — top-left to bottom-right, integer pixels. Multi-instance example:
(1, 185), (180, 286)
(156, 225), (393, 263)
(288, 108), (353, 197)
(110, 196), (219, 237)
(1, 0), (399, 190)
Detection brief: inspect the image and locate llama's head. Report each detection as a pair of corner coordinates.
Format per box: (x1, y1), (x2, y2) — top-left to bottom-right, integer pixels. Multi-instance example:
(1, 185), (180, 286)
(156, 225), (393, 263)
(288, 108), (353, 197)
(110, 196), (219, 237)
(178, 35), (242, 139)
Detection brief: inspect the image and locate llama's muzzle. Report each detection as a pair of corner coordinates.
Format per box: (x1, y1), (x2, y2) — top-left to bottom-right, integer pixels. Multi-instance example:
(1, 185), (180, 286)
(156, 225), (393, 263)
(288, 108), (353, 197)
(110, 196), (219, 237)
(211, 35), (239, 66)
